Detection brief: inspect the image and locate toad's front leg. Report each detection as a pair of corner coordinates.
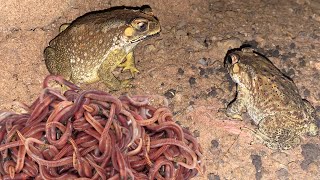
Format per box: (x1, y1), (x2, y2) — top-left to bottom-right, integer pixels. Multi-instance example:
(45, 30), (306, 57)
(118, 51), (140, 77)
(98, 51), (132, 90)
(226, 89), (247, 120)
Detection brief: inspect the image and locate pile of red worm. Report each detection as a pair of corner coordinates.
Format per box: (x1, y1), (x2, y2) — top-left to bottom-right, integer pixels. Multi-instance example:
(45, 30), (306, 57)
(0, 75), (203, 180)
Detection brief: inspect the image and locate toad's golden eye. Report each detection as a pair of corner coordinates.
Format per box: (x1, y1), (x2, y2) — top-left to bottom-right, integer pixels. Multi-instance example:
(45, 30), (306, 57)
(226, 54), (233, 65)
(225, 53), (240, 67)
(131, 19), (148, 32)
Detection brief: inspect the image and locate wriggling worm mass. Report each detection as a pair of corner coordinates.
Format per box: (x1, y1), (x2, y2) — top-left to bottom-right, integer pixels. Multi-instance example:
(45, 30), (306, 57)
(0, 75), (204, 179)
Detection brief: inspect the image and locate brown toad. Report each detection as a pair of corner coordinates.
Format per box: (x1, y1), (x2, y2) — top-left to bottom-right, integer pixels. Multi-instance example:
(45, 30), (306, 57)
(225, 47), (318, 150)
(44, 6), (161, 90)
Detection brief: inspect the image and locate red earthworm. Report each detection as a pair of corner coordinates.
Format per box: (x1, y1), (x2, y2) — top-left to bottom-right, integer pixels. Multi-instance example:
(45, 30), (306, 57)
(17, 131), (73, 167)
(114, 145), (128, 180)
(0, 75), (203, 179)
(48, 101), (74, 124)
(92, 132), (112, 163)
(84, 111), (103, 134)
(127, 138), (143, 156)
(14, 145), (26, 173)
(134, 107), (170, 126)
(116, 113), (130, 128)
(147, 121), (184, 140)
(46, 121), (72, 149)
(40, 87), (67, 102)
(120, 94), (149, 106)
(84, 93), (122, 114)
(130, 144), (170, 169)
(43, 75), (80, 90)
(5, 124), (23, 142)
(99, 107), (115, 151)
(158, 111), (174, 123)
(74, 98), (90, 120)
(119, 109), (139, 146)
(69, 138), (92, 177)
(26, 95), (54, 125)
(79, 138), (98, 148)
(26, 105), (50, 126)
(82, 103), (99, 115)
(0, 140), (23, 151)
(150, 138), (198, 169)
(85, 154), (107, 180)
(80, 145), (98, 156)
(184, 131), (203, 159)
(21, 123), (45, 137)
(3, 160), (15, 179)
(84, 128), (100, 140)
(148, 156), (175, 179)
(8, 147), (41, 177)
(90, 100), (111, 112)
(0, 112), (15, 124)
(38, 165), (78, 180)
(1, 173), (29, 180)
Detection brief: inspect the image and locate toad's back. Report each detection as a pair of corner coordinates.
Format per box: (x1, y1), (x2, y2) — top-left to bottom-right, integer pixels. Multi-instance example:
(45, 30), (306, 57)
(238, 52), (305, 124)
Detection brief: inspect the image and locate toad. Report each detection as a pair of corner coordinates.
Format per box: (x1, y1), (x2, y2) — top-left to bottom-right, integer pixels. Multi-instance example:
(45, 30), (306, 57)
(225, 47), (318, 150)
(44, 6), (161, 90)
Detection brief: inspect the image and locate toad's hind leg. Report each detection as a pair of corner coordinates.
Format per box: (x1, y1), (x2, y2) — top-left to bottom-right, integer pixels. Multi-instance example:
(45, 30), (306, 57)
(44, 47), (71, 79)
(302, 100), (319, 136)
(255, 116), (301, 150)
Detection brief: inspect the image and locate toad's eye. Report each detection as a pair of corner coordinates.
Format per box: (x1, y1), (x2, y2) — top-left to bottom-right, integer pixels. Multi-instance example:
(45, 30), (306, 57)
(225, 54), (239, 65)
(137, 22), (147, 31)
(132, 19), (148, 32)
(226, 54), (233, 65)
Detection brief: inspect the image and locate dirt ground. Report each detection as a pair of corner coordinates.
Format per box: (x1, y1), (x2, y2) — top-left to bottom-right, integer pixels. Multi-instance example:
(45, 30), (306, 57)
(1, 0), (320, 179)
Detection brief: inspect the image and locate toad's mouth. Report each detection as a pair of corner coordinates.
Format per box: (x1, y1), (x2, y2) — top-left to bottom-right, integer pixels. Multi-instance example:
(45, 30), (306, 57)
(130, 32), (160, 43)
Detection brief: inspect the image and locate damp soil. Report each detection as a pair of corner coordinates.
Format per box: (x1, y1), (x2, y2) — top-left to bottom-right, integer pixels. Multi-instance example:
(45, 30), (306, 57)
(1, 0), (320, 179)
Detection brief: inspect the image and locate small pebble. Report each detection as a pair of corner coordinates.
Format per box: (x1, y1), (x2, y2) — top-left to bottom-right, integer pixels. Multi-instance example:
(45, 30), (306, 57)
(164, 89), (176, 99)
(303, 89), (310, 98)
(300, 143), (320, 170)
(208, 88), (218, 97)
(199, 67), (206, 76)
(289, 42), (296, 49)
(276, 168), (288, 179)
(251, 154), (263, 180)
(193, 130), (200, 137)
(271, 49), (280, 57)
(208, 173), (220, 180)
(203, 37), (213, 47)
(177, 68), (184, 75)
(299, 57), (306, 67)
(199, 58), (209, 66)
(207, 67), (216, 75)
(211, 139), (219, 149)
(189, 77), (196, 86)
(286, 68), (295, 78)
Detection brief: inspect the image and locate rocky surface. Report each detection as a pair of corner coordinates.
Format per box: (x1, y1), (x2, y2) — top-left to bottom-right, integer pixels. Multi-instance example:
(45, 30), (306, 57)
(1, 0), (320, 179)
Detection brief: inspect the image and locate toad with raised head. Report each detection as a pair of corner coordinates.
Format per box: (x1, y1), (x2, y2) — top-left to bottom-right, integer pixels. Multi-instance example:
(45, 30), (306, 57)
(225, 47), (318, 150)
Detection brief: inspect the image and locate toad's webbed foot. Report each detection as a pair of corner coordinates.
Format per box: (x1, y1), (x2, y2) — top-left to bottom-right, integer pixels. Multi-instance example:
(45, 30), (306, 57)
(118, 51), (139, 77)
